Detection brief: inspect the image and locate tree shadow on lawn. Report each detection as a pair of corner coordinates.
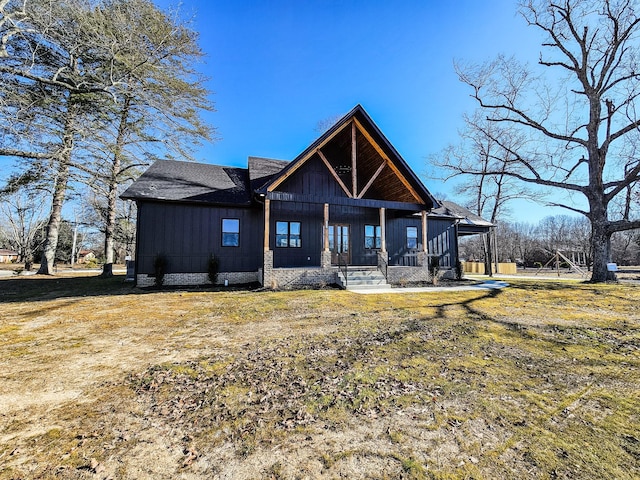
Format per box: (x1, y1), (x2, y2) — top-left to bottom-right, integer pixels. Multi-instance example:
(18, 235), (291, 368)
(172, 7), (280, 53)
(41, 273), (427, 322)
(0, 274), (136, 304)
(0, 273), (264, 304)
(406, 280), (607, 339)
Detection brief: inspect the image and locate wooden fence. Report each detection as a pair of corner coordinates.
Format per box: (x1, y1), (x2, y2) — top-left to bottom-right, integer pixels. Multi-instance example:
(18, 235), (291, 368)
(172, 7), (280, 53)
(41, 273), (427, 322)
(462, 262), (517, 275)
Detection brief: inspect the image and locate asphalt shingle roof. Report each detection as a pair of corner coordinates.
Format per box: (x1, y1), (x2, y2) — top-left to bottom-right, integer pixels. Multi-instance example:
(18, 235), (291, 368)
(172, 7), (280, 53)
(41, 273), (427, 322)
(248, 156), (290, 191)
(121, 158), (290, 205)
(430, 200), (494, 226)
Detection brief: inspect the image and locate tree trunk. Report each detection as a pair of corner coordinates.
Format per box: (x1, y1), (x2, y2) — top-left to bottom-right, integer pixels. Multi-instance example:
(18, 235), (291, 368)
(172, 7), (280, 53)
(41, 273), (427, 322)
(100, 180), (118, 277)
(24, 252), (33, 272)
(37, 97), (77, 275)
(101, 95), (131, 278)
(589, 220), (611, 283)
(37, 162), (71, 274)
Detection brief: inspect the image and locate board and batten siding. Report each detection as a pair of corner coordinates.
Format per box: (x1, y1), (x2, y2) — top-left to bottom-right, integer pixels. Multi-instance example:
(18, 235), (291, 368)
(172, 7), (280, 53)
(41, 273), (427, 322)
(270, 201), (324, 268)
(136, 201), (263, 274)
(328, 205), (380, 266)
(386, 215), (423, 266)
(427, 218), (458, 268)
(277, 154), (351, 199)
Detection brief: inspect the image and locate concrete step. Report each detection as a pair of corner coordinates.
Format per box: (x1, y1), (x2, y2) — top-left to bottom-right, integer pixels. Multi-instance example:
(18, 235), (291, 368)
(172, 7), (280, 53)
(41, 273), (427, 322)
(344, 274), (386, 282)
(337, 268), (389, 290)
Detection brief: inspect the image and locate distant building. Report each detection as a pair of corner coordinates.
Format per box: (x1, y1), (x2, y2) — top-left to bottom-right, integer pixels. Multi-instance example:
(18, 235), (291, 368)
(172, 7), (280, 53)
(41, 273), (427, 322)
(77, 250), (96, 264)
(0, 249), (19, 263)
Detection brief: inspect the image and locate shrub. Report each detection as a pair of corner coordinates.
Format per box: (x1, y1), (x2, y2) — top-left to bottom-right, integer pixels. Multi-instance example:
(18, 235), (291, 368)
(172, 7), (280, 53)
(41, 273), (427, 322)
(455, 260), (463, 280)
(429, 256), (440, 284)
(153, 253), (168, 287)
(85, 257), (100, 269)
(207, 254), (219, 285)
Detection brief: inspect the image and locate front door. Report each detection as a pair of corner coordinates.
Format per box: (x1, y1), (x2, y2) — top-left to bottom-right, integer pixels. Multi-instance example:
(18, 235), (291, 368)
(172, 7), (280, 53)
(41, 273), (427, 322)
(329, 224), (351, 265)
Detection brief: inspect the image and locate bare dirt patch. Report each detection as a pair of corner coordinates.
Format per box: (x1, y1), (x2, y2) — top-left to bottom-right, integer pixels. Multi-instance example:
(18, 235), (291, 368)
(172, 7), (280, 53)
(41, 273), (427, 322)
(1, 275), (639, 479)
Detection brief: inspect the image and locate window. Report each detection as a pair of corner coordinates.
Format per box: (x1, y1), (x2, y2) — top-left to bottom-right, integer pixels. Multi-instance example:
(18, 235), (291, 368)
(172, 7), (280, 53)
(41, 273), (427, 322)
(407, 226), (418, 249)
(276, 221), (301, 247)
(365, 225), (381, 249)
(222, 218), (239, 247)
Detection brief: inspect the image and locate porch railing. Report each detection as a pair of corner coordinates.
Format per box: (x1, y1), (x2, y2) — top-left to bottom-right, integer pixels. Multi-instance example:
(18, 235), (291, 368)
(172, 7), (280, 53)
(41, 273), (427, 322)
(397, 251), (418, 266)
(338, 253), (348, 289)
(378, 252), (388, 282)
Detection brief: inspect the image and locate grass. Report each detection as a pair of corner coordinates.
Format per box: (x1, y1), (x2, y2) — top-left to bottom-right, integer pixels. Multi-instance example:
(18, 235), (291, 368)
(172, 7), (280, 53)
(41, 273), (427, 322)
(0, 274), (638, 479)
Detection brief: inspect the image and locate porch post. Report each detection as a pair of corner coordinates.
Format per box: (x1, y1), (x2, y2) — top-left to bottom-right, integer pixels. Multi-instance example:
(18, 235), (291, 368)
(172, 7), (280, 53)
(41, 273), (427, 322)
(321, 203), (332, 268)
(263, 198), (274, 287)
(419, 210), (428, 268)
(324, 203), (329, 251)
(493, 227), (499, 274)
(264, 198), (270, 251)
(379, 207), (386, 253)
(421, 211), (428, 253)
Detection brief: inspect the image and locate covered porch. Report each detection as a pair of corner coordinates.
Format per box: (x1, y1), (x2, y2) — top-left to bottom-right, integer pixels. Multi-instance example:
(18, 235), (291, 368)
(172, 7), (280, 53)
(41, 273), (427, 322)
(261, 195), (434, 288)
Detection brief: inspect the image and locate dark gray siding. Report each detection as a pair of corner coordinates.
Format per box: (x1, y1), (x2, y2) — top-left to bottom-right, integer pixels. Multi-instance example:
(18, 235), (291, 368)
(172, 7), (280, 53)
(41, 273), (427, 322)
(387, 215), (423, 266)
(278, 154), (350, 199)
(271, 201), (324, 268)
(428, 218), (457, 268)
(270, 203), (384, 267)
(137, 201), (263, 274)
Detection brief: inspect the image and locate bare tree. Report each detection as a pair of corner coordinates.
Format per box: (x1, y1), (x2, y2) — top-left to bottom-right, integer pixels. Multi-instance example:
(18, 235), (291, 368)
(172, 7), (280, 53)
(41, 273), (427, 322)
(83, 188), (136, 265)
(0, 187), (47, 270)
(611, 229), (640, 264)
(432, 112), (531, 223)
(496, 221), (539, 264)
(454, 0), (640, 282)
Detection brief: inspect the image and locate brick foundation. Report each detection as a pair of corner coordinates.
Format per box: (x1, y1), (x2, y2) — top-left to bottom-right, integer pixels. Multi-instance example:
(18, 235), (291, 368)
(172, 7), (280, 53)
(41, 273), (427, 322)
(136, 271), (259, 287)
(268, 266), (337, 289)
(386, 265), (430, 284)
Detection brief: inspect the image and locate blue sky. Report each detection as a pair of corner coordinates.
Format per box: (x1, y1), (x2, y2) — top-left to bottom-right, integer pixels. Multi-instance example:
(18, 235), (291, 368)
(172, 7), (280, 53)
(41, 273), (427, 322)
(177, 0), (536, 169)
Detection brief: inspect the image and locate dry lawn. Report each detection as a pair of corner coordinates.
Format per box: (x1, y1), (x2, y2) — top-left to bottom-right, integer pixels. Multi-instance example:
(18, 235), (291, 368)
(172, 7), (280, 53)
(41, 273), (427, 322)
(0, 274), (638, 479)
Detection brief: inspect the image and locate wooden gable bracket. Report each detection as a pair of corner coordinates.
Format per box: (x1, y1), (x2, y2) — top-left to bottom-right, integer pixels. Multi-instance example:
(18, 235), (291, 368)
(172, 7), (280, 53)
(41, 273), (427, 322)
(356, 160), (386, 199)
(352, 117), (424, 204)
(267, 119), (353, 193)
(351, 121), (357, 197)
(318, 149), (353, 198)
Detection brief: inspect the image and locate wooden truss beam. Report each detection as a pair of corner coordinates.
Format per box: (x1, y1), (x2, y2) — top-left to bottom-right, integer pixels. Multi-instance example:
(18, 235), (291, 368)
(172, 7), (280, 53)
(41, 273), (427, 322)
(352, 117), (423, 203)
(351, 121), (357, 197)
(267, 119), (352, 192)
(357, 161), (386, 199)
(318, 149), (353, 198)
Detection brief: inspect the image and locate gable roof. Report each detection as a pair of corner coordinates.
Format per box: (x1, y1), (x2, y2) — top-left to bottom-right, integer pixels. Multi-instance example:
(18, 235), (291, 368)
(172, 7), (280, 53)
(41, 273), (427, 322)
(248, 156), (289, 191)
(259, 104), (439, 209)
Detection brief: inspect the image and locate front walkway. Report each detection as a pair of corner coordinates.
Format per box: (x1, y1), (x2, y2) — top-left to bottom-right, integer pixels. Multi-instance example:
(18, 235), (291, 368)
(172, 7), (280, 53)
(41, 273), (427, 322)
(348, 279), (510, 294)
